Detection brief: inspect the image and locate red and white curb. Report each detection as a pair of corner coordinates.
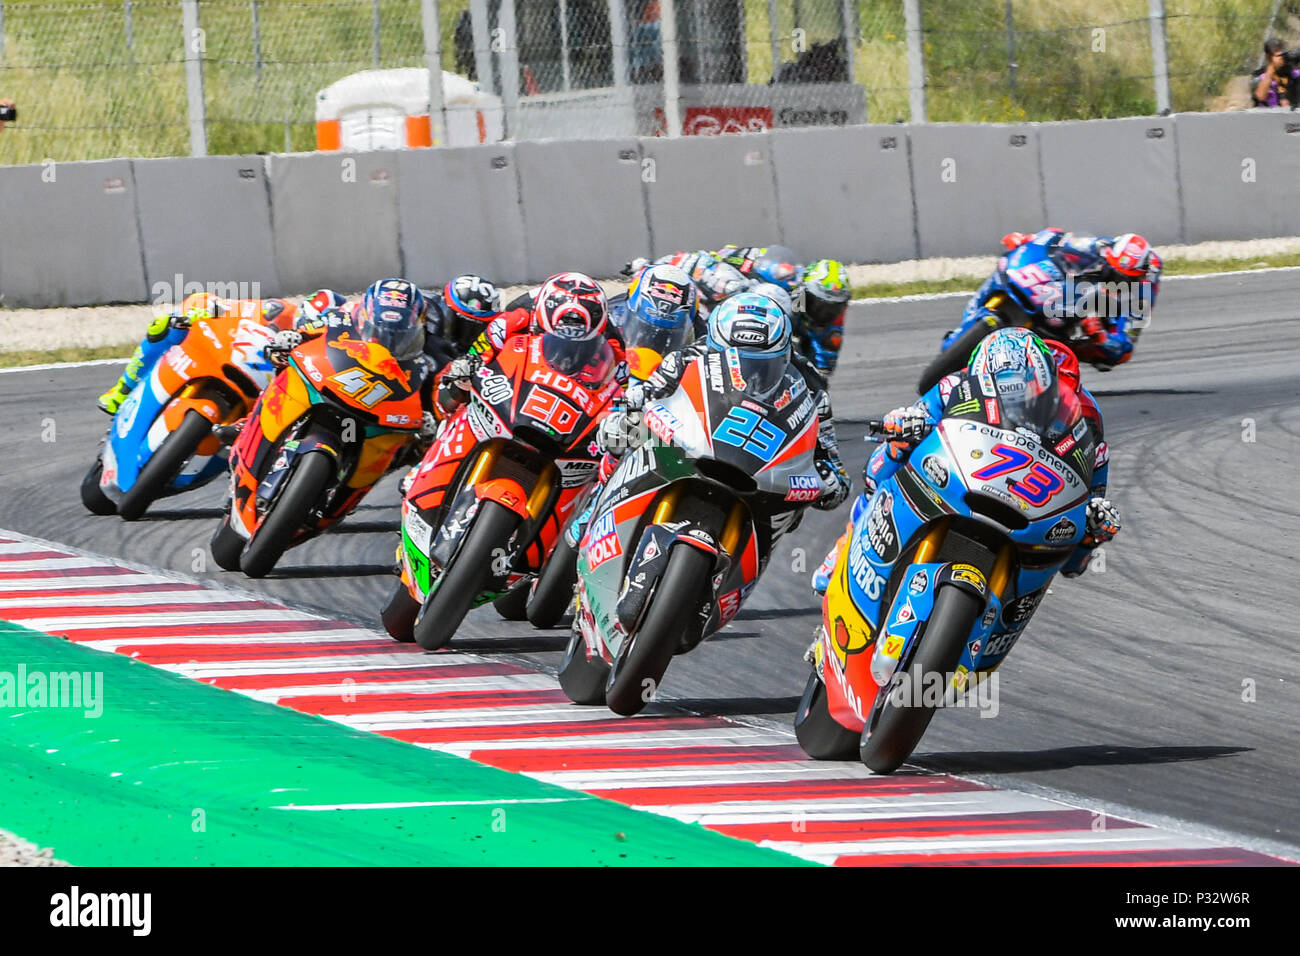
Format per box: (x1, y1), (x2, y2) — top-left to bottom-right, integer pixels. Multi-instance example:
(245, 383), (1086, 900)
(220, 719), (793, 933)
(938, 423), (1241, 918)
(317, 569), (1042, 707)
(0, 533), (1292, 867)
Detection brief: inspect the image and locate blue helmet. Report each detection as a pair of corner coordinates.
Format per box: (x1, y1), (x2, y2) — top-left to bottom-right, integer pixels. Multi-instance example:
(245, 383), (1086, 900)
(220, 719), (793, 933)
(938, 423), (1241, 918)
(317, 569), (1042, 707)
(356, 278), (427, 361)
(706, 292), (791, 400)
(969, 327), (1061, 433)
(746, 245), (802, 292)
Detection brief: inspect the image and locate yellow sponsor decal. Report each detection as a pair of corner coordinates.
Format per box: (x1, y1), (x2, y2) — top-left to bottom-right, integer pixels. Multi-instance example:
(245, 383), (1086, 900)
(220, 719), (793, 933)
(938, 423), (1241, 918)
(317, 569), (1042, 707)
(951, 665), (969, 691)
(950, 563), (987, 594)
(881, 634), (904, 660)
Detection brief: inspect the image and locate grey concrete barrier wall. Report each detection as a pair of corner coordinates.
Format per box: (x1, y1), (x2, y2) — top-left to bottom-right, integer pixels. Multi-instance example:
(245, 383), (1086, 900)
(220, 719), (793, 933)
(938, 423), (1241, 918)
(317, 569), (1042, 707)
(397, 143), (527, 288)
(639, 131), (780, 257)
(267, 151), (401, 295)
(1176, 110), (1300, 242)
(1039, 116), (1183, 245)
(770, 125), (917, 263)
(133, 156), (279, 301)
(910, 123), (1046, 259)
(0, 159), (146, 308)
(8, 112), (1300, 310)
(515, 139), (650, 282)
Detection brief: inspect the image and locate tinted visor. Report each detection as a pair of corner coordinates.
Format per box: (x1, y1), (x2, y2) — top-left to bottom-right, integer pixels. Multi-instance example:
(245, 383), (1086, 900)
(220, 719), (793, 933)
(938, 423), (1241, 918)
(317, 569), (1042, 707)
(732, 350), (789, 401)
(803, 290), (848, 329)
(357, 306), (424, 361)
(541, 333), (615, 387)
(995, 372), (1061, 434)
(621, 310), (693, 358)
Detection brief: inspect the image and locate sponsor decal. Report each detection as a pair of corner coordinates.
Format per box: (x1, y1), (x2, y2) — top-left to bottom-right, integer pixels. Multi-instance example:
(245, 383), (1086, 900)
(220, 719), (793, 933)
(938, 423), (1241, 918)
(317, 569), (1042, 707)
(1072, 417), (1088, 441)
(985, 398), (1001, 425)
(969, 636), (985, 657)
(725, 348), (746, 389)
(384, 413), (411, 425)
(1054, 434), (1076, 455)
(908, 569), (929, 595)
(984, 629), (1021, 657)
(718, 589), (741, 625)
(891, 598), (916, 627)
(790, 393), (816, 424)
(830, 616), (871, 670)
(950, 563), (987, 594)
(1045, 516), (1078, 544)
(921, 454), (949, 488)
(639, 536), (661, 565)
(404, 508), (434, 555)
(880, 633), (905, 660)
(740, 399), (767, 414)
(478, 372), (512, 405)
(866, 489), (900, 563)
(706, 352), (726, 392)
(644, 404), (679, 443)
(848, 545), (887, 602)
(773, 388), (793, 410)
(1001, 587), (1046, 627)
(952, 665), (970, 691)
(786, 473), (822, 502)
(557, 458), (599, 488)
(729, 321), (769, 346)
(947, 399), (980, 417)
(586, 510), (620, 569)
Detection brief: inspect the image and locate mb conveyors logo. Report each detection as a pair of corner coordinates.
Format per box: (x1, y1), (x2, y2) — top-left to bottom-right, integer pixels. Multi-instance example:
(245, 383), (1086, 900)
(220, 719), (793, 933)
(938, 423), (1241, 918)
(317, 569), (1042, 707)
(49, 887), (151, 937)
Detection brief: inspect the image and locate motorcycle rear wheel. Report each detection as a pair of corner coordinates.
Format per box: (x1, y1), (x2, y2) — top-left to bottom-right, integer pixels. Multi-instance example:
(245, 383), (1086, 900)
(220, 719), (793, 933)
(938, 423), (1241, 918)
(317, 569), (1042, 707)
(605, 544), (711, 717)
(413, 499), (520, 651)
(240, 451), (334, 579)
(492, 579), (531, 621)
(557, 619), (609, 706)
(118, 411), (214, 521)
(794, 670), (861, 760)
(381, 581), (421, 643)
(209, 512), (245, 571)
(526, 535), (579, 629)
(80, 459), (117, 516)
(859, 584), (983, 774)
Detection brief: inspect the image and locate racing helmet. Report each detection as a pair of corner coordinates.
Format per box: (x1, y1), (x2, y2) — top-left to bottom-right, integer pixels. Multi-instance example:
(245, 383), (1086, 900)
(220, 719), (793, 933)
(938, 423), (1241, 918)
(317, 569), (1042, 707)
(179, 292), (224, 320)
(1103, 233), (1155, 278)
(745, 245), (803, 291)
(800, 259), (852, 329)
(746, 281), (794, 319)
(621, 264), (698, 378)
(444, 274), (502, 321)
(355, 278), (427, 361)
(968, 327), (1061, 435)
(706, 292), (792, 401)
(297, 289), (347, 329)
(533, 272), (609, 341)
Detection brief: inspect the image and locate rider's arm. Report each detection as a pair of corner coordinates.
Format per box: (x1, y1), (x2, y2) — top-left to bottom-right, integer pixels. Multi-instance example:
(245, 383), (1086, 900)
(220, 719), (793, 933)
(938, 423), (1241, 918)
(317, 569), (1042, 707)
(811, 385), (851, 511)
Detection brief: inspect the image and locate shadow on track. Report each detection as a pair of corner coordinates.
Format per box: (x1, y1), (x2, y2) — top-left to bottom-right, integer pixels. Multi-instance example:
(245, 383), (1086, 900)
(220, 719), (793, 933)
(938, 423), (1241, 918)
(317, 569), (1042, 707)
(912, 744), (1250, 775)
(669, 695), (802, 718)
(265, 563), (394, 579)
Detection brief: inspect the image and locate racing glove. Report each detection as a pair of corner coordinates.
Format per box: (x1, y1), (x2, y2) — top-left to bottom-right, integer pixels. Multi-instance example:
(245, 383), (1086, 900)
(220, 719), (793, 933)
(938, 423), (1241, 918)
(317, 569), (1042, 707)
(621, 257), (650, 277)
(419, 411), (439, 441)
(1082, 496), (1121, 546)
(815, 458), (851, 510)
(446, 353), (481, 382)
(265, 328), (303, 367)
(882, 406), (933, 445)
(596, 405), (643, 456)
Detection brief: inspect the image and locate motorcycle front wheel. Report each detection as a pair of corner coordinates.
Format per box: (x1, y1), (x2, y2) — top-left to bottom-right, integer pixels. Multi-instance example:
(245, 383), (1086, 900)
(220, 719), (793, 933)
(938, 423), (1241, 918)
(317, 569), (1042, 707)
(80, 458), (117, 516)
(794, 670), (861, 760)
(604, 544), (712, 717)
(240, 450), (334, 578)
(859, 583), (983, 774)
(526, 535), (579, 629)
(118, 410), (214, 521)
(557, 619), (609, 706)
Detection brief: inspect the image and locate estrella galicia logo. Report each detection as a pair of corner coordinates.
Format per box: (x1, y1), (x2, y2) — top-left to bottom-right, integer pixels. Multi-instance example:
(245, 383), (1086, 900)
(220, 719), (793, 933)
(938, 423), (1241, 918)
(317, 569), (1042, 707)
(908, 568), (928, 595)
(921, 453), (949, 488)
(1045, 516), (1078, 544)
(866, 489), (900, 564)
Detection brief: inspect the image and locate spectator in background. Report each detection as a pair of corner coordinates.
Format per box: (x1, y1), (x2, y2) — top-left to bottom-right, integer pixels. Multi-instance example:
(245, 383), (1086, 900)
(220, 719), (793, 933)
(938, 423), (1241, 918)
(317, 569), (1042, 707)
(630, 0), (664, 84)
(0, 99), (16, 131)
(1252, 38), (1299, 109)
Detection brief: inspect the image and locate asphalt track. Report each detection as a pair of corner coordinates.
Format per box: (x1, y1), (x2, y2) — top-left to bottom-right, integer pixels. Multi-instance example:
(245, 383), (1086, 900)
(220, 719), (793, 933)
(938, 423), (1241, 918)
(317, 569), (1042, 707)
(2, 269), (1297, 855)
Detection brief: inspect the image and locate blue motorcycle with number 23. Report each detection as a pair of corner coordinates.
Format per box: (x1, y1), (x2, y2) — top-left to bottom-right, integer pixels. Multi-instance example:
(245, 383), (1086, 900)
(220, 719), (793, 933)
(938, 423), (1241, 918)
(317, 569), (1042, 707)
(795, 388), (1097, 773)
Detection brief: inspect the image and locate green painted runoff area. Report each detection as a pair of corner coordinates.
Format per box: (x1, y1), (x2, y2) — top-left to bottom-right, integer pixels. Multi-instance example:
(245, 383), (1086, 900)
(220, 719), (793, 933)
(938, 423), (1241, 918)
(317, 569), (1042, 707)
(0, 624), (809, 866)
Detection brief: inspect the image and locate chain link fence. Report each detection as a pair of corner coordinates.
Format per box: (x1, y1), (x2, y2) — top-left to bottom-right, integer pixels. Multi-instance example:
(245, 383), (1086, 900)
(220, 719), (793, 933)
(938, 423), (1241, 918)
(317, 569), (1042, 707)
(0, 0), (1293, 164)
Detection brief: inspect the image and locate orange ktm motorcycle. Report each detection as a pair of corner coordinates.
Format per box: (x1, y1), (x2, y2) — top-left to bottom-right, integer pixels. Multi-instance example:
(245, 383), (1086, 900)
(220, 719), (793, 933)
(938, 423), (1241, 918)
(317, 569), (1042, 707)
(382, 332), (620, 650)
(82, 311), (282, 521)
(210, 325), (426, 578)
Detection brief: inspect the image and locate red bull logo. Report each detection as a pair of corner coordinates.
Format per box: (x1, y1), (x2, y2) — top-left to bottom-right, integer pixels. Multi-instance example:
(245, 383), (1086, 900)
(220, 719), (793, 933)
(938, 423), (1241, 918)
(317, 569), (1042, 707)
(334, 333), (412, 390)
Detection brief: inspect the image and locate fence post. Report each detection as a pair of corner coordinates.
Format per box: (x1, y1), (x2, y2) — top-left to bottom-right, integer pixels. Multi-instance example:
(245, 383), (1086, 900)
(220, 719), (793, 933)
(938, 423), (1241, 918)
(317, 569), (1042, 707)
(251, 0), (262, 77)
(182, 0), (208, 156)
(607, 0), (629, 89)
(661, 0), (681, 136)
(903, 0), (926, 123)
(1003, 0), (1016, 92)
(840, 0), (856, 84)
(1148, 0), (1171, 114)
(470, 0), (493, 93)
(420, 0), (446, 145)
(498, 0), (519, 139)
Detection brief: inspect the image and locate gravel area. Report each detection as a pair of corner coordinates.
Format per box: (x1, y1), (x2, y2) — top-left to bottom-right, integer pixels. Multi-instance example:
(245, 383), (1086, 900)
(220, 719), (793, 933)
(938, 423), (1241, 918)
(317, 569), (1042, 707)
(0, 827), (68, 866)
(3, 236), (1299, 355)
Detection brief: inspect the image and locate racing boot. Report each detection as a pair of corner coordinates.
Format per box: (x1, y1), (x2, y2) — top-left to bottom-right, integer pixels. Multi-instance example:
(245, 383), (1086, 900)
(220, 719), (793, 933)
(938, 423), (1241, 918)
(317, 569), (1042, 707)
(96, 381), (132, 416)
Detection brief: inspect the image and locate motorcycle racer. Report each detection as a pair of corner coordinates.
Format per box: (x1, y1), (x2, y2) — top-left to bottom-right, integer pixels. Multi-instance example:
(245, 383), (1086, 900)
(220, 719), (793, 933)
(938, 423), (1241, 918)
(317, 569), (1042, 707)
(812, 327), (1118, 594)
(434, 272), (626, 420)
(96, 290), (343, 415)
(604, 292), (852, 514)
(951, 228), (1161, 371)
(421, 273), (503, 368)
